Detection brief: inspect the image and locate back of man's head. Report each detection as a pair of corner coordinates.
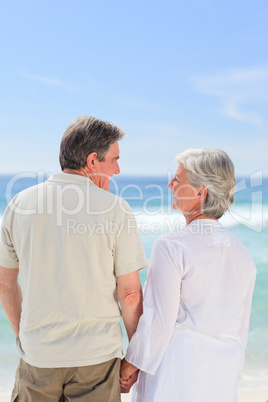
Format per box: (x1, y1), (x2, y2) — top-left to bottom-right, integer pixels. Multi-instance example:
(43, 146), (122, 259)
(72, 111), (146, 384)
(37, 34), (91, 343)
(59, 115), (125, 171)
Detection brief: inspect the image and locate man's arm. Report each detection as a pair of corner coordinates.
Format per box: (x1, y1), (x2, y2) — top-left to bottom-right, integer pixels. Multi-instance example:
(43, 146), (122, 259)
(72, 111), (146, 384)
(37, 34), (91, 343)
(117, 270), (142, 393)
(117, 270), (143, 341)
(0, 266), (22, 335)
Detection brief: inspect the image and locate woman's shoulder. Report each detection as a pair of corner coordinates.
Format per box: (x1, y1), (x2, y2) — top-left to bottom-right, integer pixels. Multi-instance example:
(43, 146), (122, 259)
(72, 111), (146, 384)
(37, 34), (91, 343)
(152, 230), (190, 255)
(156, 226), (194, 244)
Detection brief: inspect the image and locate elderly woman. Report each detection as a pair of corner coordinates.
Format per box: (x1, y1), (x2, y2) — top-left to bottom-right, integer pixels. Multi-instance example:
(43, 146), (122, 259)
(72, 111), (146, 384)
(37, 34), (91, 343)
(120, 148), (256, 402)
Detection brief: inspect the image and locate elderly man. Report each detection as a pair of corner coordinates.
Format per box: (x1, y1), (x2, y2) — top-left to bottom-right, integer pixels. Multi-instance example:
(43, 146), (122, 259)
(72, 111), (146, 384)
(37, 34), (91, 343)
(0, 116), (147, 402)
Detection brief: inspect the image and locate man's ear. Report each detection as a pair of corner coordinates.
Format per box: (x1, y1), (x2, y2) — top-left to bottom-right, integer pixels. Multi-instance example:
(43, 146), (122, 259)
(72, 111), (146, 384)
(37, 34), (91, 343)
(86, 152), (98, 172)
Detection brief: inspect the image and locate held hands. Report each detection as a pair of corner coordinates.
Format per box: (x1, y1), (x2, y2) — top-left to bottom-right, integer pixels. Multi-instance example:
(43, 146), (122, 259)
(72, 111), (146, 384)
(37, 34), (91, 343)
(120, 358), (139, 393)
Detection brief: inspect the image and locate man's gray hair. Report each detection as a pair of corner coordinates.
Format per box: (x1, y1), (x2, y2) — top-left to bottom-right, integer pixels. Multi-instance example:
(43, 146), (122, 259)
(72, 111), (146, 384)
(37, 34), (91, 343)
(59, 116), (126, 170)
(175, 148), (236, 219)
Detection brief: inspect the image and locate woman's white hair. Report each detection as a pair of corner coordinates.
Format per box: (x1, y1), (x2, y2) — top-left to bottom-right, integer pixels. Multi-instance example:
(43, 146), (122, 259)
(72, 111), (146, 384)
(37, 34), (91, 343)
(175, 148), (236, 219)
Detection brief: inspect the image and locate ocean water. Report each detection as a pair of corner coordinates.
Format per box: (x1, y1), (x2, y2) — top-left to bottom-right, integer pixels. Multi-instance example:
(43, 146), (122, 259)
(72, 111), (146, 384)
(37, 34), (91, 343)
(0, 172), (267, 392)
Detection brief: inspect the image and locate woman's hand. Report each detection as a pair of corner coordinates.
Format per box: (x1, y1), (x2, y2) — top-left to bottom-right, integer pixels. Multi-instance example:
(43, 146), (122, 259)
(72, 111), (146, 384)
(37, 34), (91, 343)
(120, 358), (139, 393)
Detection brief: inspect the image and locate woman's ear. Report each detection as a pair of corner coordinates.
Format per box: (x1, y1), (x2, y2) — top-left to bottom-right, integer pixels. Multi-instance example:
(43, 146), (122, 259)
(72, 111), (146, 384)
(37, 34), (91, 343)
(197, 186), (208, 199)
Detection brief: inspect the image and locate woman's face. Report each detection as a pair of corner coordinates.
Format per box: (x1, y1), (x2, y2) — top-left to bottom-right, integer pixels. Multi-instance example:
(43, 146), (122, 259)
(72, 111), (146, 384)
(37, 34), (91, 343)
(167, 163), (202, 214)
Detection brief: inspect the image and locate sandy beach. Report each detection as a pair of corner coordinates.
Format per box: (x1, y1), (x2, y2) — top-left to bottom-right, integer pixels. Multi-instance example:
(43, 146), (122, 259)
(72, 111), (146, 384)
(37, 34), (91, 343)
(0, 389), (267, 401)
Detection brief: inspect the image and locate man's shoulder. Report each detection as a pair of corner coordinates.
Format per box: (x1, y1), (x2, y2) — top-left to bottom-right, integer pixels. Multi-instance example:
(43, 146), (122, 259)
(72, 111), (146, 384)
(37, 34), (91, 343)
(6, 181), (45, 205)
(103, 191), (133, 218)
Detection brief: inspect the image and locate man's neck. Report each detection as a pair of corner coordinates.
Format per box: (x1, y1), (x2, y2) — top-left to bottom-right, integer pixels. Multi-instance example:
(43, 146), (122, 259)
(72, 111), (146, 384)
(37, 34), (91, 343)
(63, 168), (87, 177)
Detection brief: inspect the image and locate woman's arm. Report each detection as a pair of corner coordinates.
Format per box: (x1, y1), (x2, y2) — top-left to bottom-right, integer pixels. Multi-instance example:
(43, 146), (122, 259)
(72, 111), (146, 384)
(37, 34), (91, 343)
(124, 237), (182, 375)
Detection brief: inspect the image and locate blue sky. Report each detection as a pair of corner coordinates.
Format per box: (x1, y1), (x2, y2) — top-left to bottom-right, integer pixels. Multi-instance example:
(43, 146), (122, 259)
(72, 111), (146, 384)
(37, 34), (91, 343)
(0, 0), (267, 177)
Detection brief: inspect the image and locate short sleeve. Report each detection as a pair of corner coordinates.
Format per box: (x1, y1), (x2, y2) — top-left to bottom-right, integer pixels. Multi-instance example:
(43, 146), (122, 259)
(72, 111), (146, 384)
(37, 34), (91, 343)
(0, 204), (19, 268)
(113, 199), (147, 276)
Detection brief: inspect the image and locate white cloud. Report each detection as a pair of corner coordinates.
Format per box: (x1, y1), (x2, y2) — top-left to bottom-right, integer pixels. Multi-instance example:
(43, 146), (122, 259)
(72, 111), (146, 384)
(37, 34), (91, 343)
(191, 66), (268, 125)
(220, 102), (262, 126)
(19, 71), (78, 93)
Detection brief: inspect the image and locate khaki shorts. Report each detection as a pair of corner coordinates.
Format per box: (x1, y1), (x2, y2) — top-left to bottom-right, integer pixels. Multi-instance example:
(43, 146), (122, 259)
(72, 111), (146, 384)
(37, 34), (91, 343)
(11, 358), (121, 402)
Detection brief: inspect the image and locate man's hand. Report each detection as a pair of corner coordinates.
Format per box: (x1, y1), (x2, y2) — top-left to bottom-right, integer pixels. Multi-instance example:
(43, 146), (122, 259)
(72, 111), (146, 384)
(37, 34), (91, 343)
(120, 358), (139, 393)
(120, 370), (139, 393)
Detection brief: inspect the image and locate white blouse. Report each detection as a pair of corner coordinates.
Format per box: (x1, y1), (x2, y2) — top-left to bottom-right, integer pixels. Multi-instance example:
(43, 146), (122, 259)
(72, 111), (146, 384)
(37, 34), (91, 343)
(125, 219), (256, 402)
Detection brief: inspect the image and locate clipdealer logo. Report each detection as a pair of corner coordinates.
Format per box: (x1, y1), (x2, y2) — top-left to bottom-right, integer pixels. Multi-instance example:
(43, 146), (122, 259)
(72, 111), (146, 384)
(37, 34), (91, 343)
(2, 169), (266, 233)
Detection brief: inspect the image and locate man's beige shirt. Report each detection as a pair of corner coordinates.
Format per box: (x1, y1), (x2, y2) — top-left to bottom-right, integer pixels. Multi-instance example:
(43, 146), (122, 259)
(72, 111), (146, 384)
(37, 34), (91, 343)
(0, 173), (147, 368)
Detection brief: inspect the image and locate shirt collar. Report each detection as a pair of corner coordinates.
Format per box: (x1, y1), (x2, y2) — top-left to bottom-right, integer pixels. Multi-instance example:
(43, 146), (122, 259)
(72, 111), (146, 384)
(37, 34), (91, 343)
(188, 219), (222, 227)
(47, 173), (96, 187)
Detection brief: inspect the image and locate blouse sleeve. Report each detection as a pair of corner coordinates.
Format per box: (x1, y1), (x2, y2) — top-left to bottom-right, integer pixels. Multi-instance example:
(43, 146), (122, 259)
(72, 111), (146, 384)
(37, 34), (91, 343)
(125, 236), (182, 375)
(238, 264), (257, 368)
